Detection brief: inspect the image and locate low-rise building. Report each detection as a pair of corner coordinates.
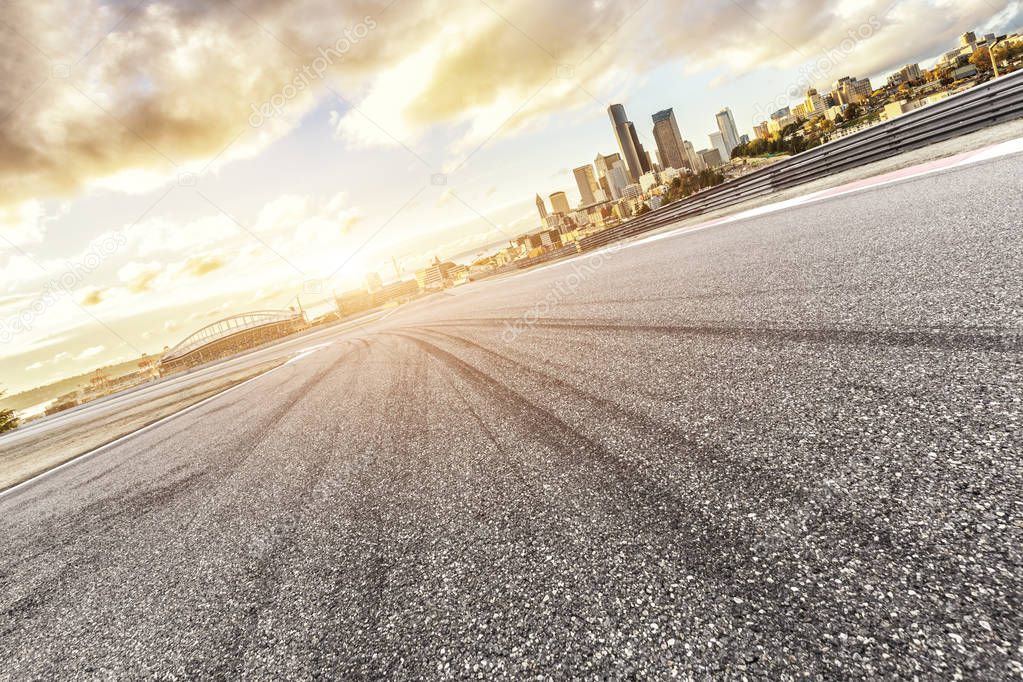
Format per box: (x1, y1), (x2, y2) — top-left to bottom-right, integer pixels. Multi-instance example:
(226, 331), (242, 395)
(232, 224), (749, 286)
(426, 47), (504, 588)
(824, 105), (845, 122)
(371, 279), (418, 306)
(336, 288), (373, 316)
(698, 148), (723, 168)
(639, 171), (660, 193)
(415, 258), (458, 291)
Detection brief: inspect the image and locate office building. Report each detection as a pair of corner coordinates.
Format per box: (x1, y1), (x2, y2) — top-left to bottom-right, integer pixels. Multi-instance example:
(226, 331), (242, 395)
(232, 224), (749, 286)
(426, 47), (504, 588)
(699, 148), (723, 168)
(535, 194), (548, 221)
(594, 152), (622, 178)
(767, 113), (798, 136)
(415, 257), (457, 291)
(573, 165), (599, 206)
(549, 191), (571, 215)
(888, 63), (922, 87)
(632, 124), (651, 175)
(543, 212), (565, 231)
(538, 229), (562, 248)
(715, 107), (740, 155)
(834, 76), (872, 105)
(371, 279), (418, 307)
(709, 131), (730, 163)
(607, 160), (630, 200)
(651, 108), (692, 172)
(805, 88), (828, 116)
(683, 140), (704, 171)
(335, 288), (373, 317)
(608, 104), (647, 182)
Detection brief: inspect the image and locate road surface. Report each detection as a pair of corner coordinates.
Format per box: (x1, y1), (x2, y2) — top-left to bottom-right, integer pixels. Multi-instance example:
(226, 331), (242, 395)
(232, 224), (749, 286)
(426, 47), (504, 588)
(1, 151), (1021, 678)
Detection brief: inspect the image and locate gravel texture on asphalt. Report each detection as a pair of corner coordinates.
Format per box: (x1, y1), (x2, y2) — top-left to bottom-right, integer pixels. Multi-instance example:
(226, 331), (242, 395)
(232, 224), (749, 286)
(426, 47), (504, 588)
(1, 153), (1021, 679)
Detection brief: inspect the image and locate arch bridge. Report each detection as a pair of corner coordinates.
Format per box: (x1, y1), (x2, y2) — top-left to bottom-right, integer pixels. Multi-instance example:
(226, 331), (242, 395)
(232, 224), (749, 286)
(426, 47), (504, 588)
(159, 310), (305, 374)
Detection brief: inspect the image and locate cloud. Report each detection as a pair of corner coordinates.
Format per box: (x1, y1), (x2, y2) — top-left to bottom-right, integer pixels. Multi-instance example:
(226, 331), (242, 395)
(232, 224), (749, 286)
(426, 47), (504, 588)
(1, 0), (1018, 209)
(182, 254), (226, 277)
(75, 345), (104, 360)
(0, 200), (49, 249)
(125, 213), (239, 258)
(117, 261), (163, 293)
(254, 195), (311, 233)
(79, 287), (105, 306)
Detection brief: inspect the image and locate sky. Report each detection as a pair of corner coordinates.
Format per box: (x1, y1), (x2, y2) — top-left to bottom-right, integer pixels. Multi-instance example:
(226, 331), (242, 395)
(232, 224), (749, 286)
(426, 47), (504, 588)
(0, 0), (1020, 394)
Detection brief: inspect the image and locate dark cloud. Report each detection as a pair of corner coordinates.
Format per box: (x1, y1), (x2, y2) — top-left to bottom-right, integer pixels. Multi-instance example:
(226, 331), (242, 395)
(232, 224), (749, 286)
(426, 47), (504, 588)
(0, 0), (1016, 207)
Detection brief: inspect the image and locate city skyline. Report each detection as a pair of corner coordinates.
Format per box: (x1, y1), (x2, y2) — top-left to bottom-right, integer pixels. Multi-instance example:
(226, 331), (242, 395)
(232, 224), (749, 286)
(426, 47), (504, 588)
(1, 0), (1021, 394)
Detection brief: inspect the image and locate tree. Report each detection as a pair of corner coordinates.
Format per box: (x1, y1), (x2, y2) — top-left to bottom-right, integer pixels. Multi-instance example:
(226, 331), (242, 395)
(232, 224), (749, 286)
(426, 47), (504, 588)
(970, 46), (993, 73)
(0, 391), (18, 434)
(635, 203), (651, 216)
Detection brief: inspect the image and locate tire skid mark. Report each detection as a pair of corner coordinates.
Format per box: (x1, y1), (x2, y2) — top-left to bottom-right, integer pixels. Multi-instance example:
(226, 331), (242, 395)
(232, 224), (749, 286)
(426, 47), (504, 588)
(201, 340), (376, 677)
(419, 317), (1023, 353)
(409, 324), (818, 531)
(0, 342), (360, 650)
(384, 330), (758, 580)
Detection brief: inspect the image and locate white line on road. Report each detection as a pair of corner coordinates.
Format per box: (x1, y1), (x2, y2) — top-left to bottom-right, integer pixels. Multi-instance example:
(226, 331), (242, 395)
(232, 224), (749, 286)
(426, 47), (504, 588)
(286, 343), (334, 365)
(0, 362), (289, 501)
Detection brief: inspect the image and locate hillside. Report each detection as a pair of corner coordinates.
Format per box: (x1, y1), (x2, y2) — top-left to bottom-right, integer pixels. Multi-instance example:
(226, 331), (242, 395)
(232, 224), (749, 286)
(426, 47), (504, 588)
(0, 359), (149, 413)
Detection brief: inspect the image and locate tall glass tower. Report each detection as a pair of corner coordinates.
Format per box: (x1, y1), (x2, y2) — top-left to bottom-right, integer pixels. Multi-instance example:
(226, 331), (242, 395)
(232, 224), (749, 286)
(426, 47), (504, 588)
(608, 104), (646, 183)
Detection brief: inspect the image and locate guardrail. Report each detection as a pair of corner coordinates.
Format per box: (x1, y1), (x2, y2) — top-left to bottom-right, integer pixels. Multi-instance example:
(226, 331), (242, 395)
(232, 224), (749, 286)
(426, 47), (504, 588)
(579, 69), (1023, 253)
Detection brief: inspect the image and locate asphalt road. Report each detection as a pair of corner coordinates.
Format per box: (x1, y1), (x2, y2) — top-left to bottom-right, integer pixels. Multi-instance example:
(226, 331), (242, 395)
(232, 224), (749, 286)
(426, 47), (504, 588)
(1, 152), (1021, 679)
(0, 309), (390, 452)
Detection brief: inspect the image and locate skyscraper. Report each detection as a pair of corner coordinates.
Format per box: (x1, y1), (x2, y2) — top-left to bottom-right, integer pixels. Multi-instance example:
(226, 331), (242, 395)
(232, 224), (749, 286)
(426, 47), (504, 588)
(709, 131), (730, 163)
(683, 140), (704, 171)
(715, 107), (740, 156)
(573, 164), (599, 206)
(535, 194), (548, 221)
(549, 191), (571, 215)
(651, 108), (692, 172)
(607, 161), (630, 201)
(594, 152), (622, 179)
(628, 121), (651, 175)
(608, 104), (646, 182)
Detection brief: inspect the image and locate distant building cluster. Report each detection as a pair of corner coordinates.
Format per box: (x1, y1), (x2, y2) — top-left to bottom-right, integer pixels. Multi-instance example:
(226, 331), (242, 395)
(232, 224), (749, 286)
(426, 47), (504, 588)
(46, 357), (161, 416)
(745, 28), (1022, 153)
(42, 24), (1019, 421)
(450, 97), (766, 283)
(524, 99), (754, 242)
(449, 24), (1023, 299)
